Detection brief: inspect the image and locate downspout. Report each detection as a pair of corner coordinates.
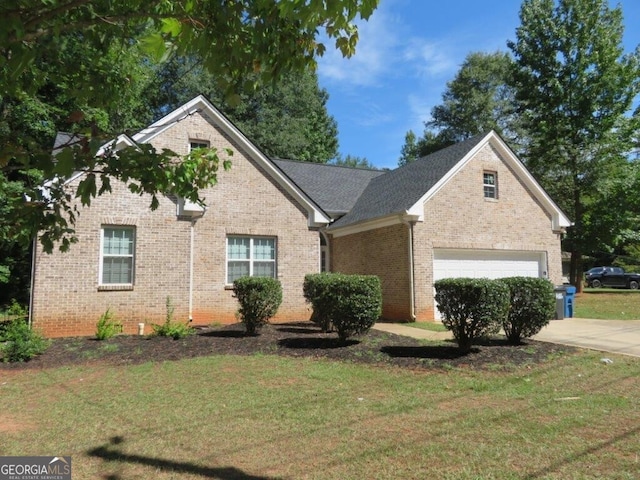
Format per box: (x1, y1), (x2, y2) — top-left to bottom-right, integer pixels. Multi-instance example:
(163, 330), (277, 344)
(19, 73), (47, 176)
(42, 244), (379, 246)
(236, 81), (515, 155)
(28, 238), (37, 329)
(189, 219), (196, 322)
(407, 221), (417, 321)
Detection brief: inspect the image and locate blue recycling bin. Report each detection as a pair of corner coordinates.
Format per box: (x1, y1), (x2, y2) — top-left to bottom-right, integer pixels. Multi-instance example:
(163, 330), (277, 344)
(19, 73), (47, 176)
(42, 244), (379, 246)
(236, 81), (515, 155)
(564, 286), (576, 318)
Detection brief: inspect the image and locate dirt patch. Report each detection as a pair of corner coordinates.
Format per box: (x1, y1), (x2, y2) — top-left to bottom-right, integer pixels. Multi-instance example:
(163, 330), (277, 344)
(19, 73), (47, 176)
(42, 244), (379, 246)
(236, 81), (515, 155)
(0, 414), (36, 433)
(0, 322), (575, 372)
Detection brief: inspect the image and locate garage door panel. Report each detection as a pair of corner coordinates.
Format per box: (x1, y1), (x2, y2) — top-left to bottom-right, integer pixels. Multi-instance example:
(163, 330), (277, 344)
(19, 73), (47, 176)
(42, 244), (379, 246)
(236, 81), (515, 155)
(432, 249), (546, 319)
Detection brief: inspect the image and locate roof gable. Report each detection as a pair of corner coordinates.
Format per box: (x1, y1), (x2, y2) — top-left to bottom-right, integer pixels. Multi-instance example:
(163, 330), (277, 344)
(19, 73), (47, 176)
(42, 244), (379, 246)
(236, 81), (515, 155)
(329, 131), (571, 236)
(84, 95), (331, 227)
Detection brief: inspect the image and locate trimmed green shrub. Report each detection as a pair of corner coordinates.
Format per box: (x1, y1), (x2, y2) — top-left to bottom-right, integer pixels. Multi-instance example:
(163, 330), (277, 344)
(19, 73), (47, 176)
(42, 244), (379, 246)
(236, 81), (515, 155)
(434, 278), (510, 352)
(95, 308), (122, 340)
(233, 276), (283, 335)
(501, 277), (555, 344)
(329, 274), (382, 343)
(152, 297), (194, 339)
(303, 273), (335, 332)
(0, 318), (50, 362)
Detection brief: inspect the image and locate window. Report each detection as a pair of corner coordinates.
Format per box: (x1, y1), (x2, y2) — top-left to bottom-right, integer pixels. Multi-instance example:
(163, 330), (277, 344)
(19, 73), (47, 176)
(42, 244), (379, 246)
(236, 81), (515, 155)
(227, 236), (276, 284)
(483, 171), (497, 199)
(100, 227), (135, 285)
(190, 141), (209, 151)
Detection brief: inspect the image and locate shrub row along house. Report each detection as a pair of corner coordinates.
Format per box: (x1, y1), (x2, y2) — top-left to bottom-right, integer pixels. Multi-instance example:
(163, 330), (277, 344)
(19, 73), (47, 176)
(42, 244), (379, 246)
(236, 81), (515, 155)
(30, 95), (571, 337)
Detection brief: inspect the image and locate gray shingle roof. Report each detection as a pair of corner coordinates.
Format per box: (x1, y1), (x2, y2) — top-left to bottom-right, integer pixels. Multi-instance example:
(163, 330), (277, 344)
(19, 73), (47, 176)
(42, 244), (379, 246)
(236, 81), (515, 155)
(330, 133), (488, 229)
(272, 159), (385, 217)
(52, 132), (84, 157)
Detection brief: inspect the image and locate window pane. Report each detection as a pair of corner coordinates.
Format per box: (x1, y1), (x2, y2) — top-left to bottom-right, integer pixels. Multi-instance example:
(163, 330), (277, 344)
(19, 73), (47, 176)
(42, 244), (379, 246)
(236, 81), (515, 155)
(254, 262), (275, 278)
(228, 237), (250, 259)
(102, 258), (133, 284)
(483, 173), (495, 185)
(228, 261), (250, 283)
(253, 238), (275, 260)
(104, 228), (134, 255)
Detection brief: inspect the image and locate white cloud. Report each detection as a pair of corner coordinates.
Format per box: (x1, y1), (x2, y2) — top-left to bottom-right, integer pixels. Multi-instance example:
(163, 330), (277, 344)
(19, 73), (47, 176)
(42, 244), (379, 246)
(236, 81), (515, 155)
(402, 39), (457, 79)
(317, 2), (403, 87)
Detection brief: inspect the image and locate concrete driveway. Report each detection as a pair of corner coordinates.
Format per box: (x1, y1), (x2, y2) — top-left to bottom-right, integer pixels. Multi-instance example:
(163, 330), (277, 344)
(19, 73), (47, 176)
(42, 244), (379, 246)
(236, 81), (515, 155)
(533, 318), (640, 358)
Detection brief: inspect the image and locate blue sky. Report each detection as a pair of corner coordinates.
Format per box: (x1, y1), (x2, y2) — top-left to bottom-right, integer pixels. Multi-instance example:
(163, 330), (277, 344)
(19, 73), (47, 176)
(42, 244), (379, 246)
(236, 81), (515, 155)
(316, 0), (640, 170)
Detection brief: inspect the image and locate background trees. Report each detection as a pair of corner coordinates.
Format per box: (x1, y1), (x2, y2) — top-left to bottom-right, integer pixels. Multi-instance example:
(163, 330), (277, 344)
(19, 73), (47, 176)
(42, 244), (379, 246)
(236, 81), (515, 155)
(508, 0), (640, 287)
(399, 0), (640, 284)
(398, 51), (518, 164)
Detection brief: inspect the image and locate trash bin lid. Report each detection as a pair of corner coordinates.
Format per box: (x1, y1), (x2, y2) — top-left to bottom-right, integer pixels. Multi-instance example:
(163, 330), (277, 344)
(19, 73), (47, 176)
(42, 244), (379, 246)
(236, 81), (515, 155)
(565, 286), (576, 295)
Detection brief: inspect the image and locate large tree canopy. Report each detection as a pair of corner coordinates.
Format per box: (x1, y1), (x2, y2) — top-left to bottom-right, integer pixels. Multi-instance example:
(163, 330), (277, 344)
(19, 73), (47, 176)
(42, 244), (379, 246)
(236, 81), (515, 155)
(0, 0), (379, 253)
(508, 0), (640, 287)
(398, 51), (518, 165)
(142, 56), (339, 162)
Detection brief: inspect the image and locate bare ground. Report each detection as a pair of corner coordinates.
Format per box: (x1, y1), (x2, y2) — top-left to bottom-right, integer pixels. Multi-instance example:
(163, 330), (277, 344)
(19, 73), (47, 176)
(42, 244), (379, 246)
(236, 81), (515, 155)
(0, 321), (575, 372)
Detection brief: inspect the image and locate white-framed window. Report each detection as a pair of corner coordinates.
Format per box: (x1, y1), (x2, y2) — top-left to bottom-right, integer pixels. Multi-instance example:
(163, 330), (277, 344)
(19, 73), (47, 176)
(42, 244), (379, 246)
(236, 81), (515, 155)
(190, 140), (209, 151)
(100, 226), (135, 285)
(226, 236), (276, 284)
(483, 171), (498, 199)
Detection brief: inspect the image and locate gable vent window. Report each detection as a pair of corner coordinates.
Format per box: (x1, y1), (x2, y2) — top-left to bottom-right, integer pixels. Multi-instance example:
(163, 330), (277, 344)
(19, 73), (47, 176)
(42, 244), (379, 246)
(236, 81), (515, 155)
(190, 141), (209, 151)
(483, 171), (498, 199)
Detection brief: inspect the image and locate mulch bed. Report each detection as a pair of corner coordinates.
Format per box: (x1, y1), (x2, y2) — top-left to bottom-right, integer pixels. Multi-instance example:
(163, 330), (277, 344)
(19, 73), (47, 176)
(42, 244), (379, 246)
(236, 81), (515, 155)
(0, 321), (575, 372)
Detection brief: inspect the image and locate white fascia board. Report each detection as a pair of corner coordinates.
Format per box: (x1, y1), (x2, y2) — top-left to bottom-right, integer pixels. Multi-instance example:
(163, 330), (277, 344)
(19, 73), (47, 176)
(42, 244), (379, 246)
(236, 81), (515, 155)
(328, 213), (417, 238)
(59, 134), (137, 187)
(131, 95), (330, 228)
(406, 131), (572, 232)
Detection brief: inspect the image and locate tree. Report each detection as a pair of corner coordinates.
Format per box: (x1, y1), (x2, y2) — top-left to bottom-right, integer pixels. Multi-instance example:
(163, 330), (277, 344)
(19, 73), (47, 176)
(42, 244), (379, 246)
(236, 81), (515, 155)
(142, 57), (339, 162)
(331, 154), (376, 169)
(1, 0), (379, 253)
(508, 0), (640, 289)
(398, 51), (519, 166)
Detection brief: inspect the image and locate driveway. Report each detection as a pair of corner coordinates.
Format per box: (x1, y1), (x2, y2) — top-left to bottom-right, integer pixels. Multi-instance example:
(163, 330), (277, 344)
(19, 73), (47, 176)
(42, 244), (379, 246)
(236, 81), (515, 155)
(375, 318), (640, 358)
(533, 318), (640, 358)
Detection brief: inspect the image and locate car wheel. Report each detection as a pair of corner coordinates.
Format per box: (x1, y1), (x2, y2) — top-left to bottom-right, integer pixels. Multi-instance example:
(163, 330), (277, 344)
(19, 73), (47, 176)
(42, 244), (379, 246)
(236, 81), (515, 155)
(630, 280), (639, 290)
(591, 279), (602, 288)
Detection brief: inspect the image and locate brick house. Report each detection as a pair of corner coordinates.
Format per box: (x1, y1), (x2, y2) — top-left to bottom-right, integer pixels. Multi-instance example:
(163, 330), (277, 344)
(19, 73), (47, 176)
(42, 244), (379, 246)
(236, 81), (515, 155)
(30, 95), (570, 337)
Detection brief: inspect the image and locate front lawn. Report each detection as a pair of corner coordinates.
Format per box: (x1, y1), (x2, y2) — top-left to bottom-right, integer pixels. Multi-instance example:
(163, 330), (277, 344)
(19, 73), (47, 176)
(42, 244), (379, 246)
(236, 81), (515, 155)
(1, 323), (639, 479)
(575, 288), (640, 320)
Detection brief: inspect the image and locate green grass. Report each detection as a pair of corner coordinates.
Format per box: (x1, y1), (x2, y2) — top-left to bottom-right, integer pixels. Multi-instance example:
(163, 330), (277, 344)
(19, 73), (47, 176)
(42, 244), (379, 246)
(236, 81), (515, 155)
(404, 321), (449, 332)
(575, 289), (640, 320)
(1, 352), (639, 479)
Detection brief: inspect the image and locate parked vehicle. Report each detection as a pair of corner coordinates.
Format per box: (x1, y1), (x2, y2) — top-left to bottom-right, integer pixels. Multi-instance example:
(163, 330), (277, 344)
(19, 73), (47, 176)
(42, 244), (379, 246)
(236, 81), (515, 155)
(585, 266), (640, 289)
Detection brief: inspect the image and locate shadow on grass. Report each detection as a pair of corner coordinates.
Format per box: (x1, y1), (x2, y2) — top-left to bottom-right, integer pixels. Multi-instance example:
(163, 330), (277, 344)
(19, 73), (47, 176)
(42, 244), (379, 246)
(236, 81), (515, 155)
(278, 337), (359, 349)
(88, 436), (276, 480)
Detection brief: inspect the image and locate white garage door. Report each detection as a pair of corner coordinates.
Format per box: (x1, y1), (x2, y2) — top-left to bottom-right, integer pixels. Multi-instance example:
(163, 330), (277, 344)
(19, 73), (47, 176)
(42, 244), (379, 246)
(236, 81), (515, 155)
(433, 249), (547, 318)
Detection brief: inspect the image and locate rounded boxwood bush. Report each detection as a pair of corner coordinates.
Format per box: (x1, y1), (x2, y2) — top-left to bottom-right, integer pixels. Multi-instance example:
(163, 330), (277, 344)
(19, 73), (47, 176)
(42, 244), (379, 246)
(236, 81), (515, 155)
(233, 276), (283, 335)
(501, 277), (555, 344)
(330, 274), (382, 343)
(434, 278), (510, 352)
(303, 273), (336, 332)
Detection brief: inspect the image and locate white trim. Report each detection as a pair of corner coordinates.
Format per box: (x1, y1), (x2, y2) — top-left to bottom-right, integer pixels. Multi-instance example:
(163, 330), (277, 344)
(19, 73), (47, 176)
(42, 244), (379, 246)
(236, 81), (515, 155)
(329, 213), (421, 238)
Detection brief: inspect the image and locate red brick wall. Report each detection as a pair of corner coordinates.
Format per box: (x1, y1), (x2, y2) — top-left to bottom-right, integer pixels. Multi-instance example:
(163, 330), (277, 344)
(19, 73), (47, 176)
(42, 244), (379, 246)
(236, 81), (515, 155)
(31, 111), (318, 337)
